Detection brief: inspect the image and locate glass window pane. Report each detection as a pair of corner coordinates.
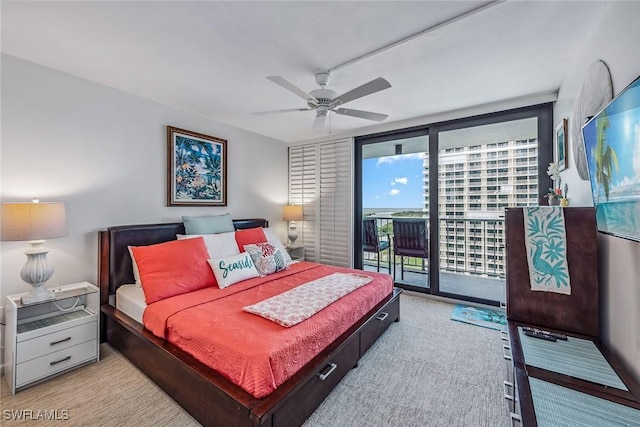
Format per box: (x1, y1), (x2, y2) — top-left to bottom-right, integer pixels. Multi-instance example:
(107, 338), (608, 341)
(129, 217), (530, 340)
(437, 117), (539, 302)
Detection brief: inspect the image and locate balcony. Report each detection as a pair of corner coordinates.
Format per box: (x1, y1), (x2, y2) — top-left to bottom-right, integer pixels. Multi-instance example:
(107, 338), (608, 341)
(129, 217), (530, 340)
(362, 215), (506, 303)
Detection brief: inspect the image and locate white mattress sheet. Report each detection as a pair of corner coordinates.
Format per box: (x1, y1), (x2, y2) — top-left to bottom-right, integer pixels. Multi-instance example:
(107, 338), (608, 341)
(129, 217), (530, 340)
(116, 284), (147, 324)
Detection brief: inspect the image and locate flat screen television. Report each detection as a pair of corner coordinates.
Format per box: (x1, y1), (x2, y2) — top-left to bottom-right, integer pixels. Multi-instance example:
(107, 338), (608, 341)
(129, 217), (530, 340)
(582, 74), (640, 242)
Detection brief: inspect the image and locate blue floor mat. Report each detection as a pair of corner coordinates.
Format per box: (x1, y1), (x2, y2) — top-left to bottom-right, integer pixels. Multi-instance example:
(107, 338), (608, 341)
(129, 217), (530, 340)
(451, 304), (506, 330)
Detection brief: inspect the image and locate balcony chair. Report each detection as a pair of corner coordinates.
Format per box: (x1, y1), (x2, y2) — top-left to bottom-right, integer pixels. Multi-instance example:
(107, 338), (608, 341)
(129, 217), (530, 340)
(393, 218), (429, 280)
(362, 218), (391, 273)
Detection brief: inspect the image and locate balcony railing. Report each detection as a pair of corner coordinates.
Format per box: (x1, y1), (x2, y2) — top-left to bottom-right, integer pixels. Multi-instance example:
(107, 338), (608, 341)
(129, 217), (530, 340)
(362, 216), (505, 278)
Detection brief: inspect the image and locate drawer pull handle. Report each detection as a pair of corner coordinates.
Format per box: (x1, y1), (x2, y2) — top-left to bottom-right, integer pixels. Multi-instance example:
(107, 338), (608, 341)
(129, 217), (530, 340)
(376, 312), (389, 322)
(500, 330), (509, 341)
(317, 363), (337, 381)
(50, 337), (72, 346)
(50, 356), (71, 366)
(502, 345), (511, 361)
(503, 380), (514, 401)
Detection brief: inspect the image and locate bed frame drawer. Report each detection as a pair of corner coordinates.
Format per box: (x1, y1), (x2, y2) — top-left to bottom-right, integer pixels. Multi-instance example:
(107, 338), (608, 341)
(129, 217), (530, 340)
(270, 335), (360, 427)
(360, 293), (400, 355)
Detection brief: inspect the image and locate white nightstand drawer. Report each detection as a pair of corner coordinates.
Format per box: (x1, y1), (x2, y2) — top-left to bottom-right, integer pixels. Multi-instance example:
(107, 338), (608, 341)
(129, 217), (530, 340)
(16, 320), (97, 364)
(16, 339), (97, 388)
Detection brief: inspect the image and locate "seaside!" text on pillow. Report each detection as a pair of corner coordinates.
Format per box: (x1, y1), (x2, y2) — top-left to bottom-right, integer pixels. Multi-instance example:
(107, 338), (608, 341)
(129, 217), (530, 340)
(208, 252), (260, 288)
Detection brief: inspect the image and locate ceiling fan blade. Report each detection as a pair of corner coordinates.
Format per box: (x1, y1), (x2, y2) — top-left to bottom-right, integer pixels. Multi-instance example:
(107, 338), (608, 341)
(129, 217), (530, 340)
(253, 108), (312, 116)
(333, 108), (388, 122)
(266, 76), (318, 104)
(330, 77), (391, 107)
(312, 114), (327, 130)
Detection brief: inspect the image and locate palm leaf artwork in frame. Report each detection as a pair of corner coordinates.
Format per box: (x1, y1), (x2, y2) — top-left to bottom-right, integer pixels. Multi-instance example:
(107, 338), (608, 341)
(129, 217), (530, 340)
(167, 126), (227, 206)
(555, 118), (568, 171)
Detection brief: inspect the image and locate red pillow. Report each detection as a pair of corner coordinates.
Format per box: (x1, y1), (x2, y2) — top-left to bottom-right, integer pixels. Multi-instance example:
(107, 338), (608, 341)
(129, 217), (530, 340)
(130, 237), (216, 304)
(235, 227), (267, 251)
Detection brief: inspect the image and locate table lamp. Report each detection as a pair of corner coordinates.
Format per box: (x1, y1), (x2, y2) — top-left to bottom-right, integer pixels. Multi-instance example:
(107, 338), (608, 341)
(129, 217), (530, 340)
(282, 204), (303, 248)
(1, 201), (68, 305)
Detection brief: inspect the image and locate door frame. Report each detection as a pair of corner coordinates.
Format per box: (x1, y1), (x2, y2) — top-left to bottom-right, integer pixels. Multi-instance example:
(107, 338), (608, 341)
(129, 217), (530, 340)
(354, 103), (554, 305)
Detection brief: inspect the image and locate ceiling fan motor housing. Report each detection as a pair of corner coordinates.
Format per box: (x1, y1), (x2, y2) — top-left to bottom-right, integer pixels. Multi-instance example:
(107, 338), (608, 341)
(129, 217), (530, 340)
(308, 88), (337, 108)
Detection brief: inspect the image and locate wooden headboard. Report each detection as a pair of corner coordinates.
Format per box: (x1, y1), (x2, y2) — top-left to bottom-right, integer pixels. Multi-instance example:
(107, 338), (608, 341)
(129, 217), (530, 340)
(98, 218), (269, 306)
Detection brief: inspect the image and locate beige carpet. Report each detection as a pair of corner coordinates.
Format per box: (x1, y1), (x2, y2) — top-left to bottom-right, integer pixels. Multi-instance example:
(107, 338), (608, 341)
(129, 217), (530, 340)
(1, 294), (508, 426)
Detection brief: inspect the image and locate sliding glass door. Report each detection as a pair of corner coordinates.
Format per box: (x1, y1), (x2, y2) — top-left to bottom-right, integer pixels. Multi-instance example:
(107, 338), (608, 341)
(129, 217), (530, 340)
(435, 117), (541, 303)
(356, 130), (430, 291)
(355, 104), (553, 306)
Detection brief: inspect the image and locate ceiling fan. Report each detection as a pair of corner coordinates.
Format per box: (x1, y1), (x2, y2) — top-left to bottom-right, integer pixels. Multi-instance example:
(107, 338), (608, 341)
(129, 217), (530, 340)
(255, 71), (391, 130)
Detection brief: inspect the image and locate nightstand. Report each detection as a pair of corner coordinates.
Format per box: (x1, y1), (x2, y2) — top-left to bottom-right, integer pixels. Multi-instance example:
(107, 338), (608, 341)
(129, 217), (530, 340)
(4, 282), (100, 394)
(286, 245), (305, 261)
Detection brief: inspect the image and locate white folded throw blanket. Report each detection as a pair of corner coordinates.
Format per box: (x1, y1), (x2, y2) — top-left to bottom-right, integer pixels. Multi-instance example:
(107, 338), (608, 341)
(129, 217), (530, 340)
(243, 272), (372, 327)
(523, 207), (571, 294)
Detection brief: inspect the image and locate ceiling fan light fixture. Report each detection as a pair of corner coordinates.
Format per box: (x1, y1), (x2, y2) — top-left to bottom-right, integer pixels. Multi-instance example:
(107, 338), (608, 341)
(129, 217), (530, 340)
(313, 113), (327, 131)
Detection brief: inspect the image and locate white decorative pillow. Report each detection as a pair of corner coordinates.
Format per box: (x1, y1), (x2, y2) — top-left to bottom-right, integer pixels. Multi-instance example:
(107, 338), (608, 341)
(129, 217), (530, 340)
(244, 243), (289, 276)
(208, 252), (260, 289)
(128, 246), (142, 287)
(177, 231), (240, 260)
(262, 227), (292, 264)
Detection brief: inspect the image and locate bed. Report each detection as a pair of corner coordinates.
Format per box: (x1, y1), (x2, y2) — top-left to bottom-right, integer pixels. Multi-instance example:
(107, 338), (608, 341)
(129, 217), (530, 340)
(98, 218), (401, 427)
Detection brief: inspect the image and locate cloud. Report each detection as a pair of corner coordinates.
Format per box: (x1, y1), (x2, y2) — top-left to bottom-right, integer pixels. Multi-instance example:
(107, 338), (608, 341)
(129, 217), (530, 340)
(389, 189), (400, 196)
(394, 177), (408, 185)
(377, 156), (398, 166)
(376, 153), (424, 166)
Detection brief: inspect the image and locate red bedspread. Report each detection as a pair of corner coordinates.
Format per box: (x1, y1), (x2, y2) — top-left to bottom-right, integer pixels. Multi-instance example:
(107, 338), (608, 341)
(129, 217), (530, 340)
(142, 262), (393, 398)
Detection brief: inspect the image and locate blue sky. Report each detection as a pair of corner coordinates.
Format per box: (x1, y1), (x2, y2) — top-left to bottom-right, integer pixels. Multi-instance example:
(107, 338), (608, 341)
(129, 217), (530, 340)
(362, 153), (425, 209)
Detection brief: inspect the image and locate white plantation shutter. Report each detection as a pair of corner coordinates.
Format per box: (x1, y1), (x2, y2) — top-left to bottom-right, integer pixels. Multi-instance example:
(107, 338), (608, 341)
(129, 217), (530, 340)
(288, 144), (318, 262)
(318, 139), (352, 267)
(288, 138), (353, 267)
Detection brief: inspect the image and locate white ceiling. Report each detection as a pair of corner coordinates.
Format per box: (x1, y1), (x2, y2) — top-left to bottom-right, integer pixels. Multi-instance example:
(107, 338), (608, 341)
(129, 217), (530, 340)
(1, 1), (609, 143)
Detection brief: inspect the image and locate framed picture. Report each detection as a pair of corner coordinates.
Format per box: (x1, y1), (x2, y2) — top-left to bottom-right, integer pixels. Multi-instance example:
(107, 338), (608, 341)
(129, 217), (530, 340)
(555, 118), (568, 171)
(167, 126), (227, 206)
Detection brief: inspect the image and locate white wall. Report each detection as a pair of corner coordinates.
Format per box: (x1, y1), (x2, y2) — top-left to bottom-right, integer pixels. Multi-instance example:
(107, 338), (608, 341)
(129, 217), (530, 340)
(554, 2), (640, 381)
(0, 54), (289, 301)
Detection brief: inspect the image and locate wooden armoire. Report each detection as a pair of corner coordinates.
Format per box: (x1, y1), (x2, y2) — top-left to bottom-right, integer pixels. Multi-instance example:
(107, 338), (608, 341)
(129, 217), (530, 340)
(504, 207), (599, 337)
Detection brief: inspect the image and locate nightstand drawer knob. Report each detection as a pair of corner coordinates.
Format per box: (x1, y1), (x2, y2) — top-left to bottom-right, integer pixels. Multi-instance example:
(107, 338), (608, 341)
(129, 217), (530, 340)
(50, 337), (71, 346)
(50, 355), (71, 366)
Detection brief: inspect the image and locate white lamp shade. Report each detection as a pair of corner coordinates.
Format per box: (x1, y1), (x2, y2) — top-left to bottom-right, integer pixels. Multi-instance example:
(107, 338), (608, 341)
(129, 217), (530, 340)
(282, 205), (303, 222)
(1, 201), (68, 305)
(1, 202), (68, 241)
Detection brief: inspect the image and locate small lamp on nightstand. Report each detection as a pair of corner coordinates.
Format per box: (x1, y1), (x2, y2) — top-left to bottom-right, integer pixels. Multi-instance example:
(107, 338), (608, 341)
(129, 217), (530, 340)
(1, 200), (68, 305)
(282, 204), (303, 248)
